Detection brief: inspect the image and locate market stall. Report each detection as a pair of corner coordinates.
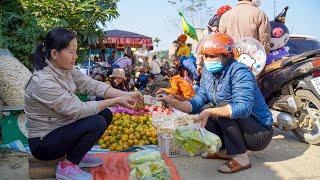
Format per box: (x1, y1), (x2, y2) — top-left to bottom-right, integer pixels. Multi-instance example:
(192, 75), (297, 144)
(102, 29), (153, 51)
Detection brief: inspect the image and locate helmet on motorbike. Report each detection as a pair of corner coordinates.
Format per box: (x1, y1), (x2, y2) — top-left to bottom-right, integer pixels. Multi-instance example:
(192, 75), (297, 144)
(217, 5), (232, 16)
(198, 33), (234, 56)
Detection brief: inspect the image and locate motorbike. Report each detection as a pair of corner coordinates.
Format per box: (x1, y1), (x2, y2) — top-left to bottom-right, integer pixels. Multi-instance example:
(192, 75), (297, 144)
(258, 49), (320, 145)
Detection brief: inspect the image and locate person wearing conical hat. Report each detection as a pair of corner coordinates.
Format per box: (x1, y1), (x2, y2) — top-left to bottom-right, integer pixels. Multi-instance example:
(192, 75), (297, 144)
(107, 68), (128, 91)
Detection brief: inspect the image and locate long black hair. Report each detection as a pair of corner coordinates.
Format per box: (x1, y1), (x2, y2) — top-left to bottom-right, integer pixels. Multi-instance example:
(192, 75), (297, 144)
(33, 28), (76, 71)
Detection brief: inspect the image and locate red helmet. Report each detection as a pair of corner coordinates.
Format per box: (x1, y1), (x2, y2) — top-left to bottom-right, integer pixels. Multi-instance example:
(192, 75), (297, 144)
(198, 33), (234, 56)
(217, 5), (232, 16)
(178, 34), (188, 43)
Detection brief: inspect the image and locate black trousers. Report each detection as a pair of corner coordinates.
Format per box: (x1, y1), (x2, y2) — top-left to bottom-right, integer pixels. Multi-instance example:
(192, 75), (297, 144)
(205, 117), (273, 155)
(28, 108), (113, 164)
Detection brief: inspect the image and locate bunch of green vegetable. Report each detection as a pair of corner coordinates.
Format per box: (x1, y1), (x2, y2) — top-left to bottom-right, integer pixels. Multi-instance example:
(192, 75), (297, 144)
(128, 150), (171, 180)
(173, 126), (222, 156)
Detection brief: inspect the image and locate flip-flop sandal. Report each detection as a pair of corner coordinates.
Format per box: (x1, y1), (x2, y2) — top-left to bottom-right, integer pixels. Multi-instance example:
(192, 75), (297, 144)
(201, 152), (232, 160)
(218, 159), (252, 174)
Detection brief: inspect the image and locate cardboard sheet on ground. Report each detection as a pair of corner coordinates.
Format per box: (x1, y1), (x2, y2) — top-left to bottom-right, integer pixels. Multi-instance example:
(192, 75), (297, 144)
(90, 152), (181, 180)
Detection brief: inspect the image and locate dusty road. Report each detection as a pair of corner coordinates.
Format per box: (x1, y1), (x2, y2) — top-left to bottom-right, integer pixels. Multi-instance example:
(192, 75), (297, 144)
(173, 129), (320, 180)
(0, 129), (319, 180)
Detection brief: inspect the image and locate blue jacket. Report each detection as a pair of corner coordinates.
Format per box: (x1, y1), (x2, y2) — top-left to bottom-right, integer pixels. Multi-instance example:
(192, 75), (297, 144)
(180, 56), (199, 81)
(189, 59), (273, 126)
(137, 74), (148, 90)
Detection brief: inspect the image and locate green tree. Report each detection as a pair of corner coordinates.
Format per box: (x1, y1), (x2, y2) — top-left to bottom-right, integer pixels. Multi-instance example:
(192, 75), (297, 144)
(0, 0), (119, 70)
(153, 37), (161, 48)
(0, 0), (44, 69)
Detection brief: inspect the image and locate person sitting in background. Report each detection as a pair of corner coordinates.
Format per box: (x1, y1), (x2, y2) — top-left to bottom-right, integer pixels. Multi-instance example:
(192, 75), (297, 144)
(135, 67), (149, 91)
(93, 73), (106, 82)
(124, 71), (135, 91)
(107, 68), (128, 91)
(157, 67), (195, 101)
(161, 59), (170, 69)
(146, 74), (170, 96)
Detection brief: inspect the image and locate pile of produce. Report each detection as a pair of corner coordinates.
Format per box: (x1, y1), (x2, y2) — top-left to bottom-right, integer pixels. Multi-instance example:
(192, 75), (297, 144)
(0, 49), (32, 106)
(99, 105), (158, 151)
(173, 126), (222, 156)
(128, 150), (170, 180)
(153, 111), (198, 137)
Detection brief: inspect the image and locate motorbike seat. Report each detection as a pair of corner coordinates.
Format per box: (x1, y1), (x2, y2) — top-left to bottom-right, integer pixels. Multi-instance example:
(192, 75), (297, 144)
(261, 57), (290, 75)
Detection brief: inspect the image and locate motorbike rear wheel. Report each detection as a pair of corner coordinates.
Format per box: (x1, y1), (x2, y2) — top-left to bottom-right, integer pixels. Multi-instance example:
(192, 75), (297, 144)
(292, 89), (320, 145)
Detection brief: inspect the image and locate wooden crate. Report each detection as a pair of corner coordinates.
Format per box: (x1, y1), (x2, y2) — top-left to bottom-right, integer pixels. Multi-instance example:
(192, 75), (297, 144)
(28, 157), (64, 179)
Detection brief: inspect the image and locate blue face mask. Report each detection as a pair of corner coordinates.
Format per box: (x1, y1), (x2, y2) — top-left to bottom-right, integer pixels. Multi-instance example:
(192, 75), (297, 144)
(204, 61), (224, 73)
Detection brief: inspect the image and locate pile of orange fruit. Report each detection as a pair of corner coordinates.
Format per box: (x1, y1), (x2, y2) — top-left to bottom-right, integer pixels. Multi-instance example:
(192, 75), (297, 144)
(98, 112), (158, 151)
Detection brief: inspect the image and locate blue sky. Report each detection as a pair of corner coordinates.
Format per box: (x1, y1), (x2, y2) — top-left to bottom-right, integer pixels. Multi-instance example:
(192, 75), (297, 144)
(106, 0), (320, 51)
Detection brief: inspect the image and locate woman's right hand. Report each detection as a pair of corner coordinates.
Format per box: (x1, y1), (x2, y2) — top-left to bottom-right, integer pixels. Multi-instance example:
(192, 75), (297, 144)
(157, 94), (176, 105)
(113, 96), (136, 109)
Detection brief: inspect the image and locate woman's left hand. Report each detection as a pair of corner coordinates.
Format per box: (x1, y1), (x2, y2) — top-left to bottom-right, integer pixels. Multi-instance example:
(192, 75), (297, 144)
(197, 109), (214, 128)
(127, 91), (143, 103)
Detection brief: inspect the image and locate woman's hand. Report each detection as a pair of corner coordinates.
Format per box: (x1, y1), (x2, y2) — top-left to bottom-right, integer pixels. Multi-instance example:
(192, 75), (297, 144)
(113, 96), (136, 109)
(126, 91), (143, 103)
(157, 94), (176, 105)
(197, 109), (215, 128)
(157, 94), (192, 113)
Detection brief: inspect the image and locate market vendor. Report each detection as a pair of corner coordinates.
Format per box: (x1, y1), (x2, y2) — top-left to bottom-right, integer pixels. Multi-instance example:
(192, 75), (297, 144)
(157, 67), (195, 101)
(107, 68), (128, 91)
(25, 28), (143, 180)
(158, 33), (273, 174)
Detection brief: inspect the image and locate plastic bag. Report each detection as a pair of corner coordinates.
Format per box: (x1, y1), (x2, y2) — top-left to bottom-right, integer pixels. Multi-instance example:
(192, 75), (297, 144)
(173, 126), (222, 156)
(128, 150), (162, 165)
(89, 152), (181, 180)
(199, 128), (222, 153)
(129, 160), (171, 180)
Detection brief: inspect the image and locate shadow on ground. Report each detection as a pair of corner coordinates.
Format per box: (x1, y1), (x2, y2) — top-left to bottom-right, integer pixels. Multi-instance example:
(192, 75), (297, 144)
(173, 128), (319, 180)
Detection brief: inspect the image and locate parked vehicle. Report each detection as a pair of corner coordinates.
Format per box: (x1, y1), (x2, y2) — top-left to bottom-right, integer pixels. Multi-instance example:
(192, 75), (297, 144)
(287, 35), (320, 55)
(258, 35), (320, 145)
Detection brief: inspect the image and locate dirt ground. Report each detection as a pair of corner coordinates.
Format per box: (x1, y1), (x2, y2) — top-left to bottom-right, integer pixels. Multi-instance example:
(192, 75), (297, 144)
(0, 129), (320, 180)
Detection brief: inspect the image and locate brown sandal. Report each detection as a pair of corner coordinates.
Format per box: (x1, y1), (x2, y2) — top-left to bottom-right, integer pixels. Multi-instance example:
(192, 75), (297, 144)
(218, 159), (252, 174)
(201, 152), (233, 160)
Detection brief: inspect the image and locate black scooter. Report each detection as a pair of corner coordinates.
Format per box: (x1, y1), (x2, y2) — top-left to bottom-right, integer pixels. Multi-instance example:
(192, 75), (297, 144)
(258, 49), (320, 145)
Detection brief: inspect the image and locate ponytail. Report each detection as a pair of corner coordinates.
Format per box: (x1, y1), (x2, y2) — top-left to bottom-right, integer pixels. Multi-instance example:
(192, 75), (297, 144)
(32, 28), (77, 71)
(33, 43), (48, 71)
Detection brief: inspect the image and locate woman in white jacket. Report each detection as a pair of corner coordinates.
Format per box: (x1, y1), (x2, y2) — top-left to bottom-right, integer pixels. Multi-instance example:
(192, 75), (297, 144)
(25, 28), (143, 180)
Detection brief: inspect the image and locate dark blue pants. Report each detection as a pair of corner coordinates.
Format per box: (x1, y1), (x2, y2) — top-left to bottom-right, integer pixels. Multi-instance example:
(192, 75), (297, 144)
(28, 108), (113, 164)
(205, 117), (273, 155)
